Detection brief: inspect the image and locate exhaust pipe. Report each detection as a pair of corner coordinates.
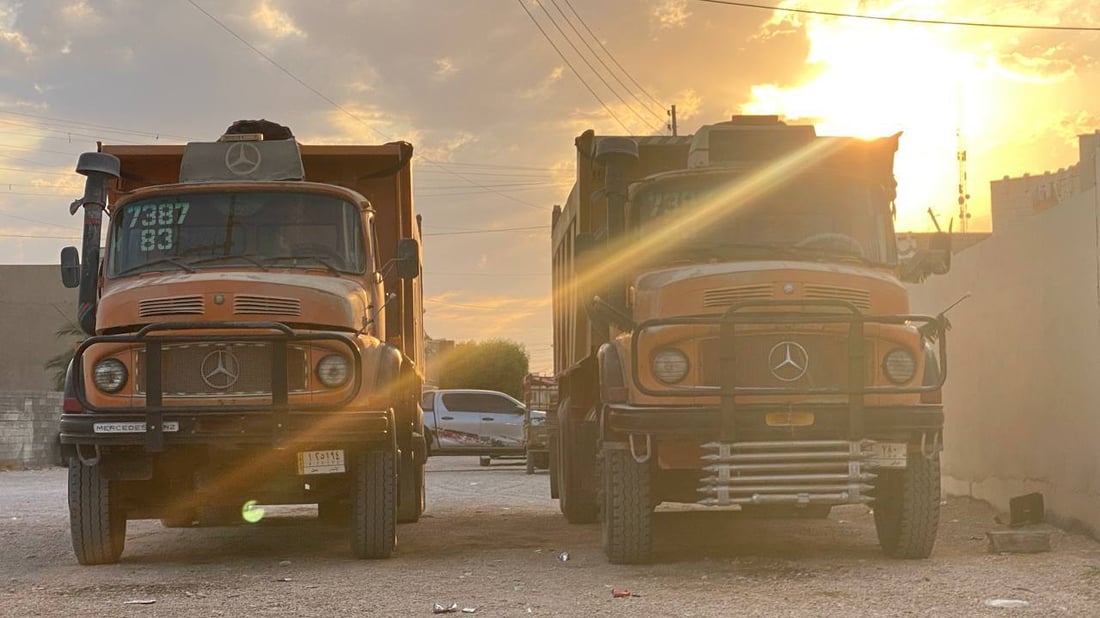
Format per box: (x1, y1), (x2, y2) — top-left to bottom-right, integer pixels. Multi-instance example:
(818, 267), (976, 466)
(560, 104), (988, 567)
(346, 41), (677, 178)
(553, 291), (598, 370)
(68, 152), (120, 336)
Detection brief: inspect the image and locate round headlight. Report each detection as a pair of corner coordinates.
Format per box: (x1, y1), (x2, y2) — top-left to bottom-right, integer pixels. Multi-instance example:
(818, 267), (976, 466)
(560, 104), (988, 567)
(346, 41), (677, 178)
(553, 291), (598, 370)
(93, 359), (128, 393)
(883, 348), (917, 384)
(316, 354), (350, 388)
(652, 348), (689, 384)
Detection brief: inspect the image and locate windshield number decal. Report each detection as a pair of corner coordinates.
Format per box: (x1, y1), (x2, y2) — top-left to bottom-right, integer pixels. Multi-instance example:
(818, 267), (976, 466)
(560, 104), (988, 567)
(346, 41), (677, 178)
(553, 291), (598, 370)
(129, 202), (190, 252)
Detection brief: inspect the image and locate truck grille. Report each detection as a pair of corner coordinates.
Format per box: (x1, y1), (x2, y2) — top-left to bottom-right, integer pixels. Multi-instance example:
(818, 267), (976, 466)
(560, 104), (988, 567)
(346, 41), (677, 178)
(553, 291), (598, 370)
(138, 295), (204, 317)
(134, 342), (309, 398)
(699, 334), (874, 389)
(703, 284), (772, 308)
(698, 440), (877, 507)
(803, 285), (871, 310)
(234, 294), (302, 316)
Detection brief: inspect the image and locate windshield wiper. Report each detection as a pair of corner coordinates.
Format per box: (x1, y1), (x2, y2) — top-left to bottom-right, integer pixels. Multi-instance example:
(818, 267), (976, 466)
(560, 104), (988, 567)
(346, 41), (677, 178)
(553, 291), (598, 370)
(188, 253), (269, 271)
(266, 254), (341, 275)
(116, 257), (196, 276)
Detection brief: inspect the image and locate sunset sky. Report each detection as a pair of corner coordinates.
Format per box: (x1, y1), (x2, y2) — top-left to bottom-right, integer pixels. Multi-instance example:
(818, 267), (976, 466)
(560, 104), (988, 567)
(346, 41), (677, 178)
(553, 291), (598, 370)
(0, 0), (1098, 373)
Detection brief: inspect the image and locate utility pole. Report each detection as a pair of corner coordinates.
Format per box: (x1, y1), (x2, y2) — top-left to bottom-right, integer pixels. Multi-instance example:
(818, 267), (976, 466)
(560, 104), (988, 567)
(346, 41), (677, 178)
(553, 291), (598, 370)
(668, 105), (678, 136)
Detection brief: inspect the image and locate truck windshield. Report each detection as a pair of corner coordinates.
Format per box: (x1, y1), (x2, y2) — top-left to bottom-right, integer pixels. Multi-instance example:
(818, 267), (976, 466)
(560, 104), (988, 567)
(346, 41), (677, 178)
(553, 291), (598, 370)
(108, 190), (366, 276)
(631, 172), (896, 266)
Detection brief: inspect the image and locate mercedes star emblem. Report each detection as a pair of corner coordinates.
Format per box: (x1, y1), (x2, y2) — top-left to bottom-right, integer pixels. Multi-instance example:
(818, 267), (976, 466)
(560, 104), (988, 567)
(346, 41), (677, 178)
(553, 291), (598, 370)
(225, 142), (262, 176)
(768, 341), (809, 382)
(200, 348), (241, 390)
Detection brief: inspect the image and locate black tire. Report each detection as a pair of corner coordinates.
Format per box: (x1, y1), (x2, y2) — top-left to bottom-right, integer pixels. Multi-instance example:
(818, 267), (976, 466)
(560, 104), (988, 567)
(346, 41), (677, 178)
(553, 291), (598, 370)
(351, 449), (397, 559)
(873, 451), (941, 559)
(534, 452), (550, 470)
(68, 458), (126, 565)
(397, 449), (425, 524)
(479, 456), (491, 467)
(601, 447), (653, 564)
(549, 433), (560, 498)
(559, 418), (598, 524)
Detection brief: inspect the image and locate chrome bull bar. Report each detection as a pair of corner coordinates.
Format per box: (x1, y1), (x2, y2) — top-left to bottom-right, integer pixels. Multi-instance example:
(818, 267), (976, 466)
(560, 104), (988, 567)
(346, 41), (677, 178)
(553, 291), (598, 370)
(698, 440), (878, 507)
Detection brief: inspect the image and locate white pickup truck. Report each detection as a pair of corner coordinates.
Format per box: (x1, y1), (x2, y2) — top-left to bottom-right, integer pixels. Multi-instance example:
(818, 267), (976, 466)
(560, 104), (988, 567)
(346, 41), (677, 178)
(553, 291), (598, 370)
(421, 389), (545, 466)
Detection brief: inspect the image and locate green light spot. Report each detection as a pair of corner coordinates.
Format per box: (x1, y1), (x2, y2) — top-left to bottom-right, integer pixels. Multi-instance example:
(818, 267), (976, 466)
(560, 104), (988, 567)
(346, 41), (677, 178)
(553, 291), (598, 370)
(241, 500), (265, 524)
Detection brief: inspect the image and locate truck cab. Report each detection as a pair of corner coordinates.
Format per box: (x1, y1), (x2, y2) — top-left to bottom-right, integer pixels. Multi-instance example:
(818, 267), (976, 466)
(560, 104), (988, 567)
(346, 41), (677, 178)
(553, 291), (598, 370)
(58, 121), (426, 564)
(551, 116), (952, 564)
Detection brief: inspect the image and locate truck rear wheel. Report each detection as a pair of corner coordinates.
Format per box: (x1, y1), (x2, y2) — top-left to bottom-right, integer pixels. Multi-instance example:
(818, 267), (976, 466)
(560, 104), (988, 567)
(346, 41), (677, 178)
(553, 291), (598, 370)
(68, 458), (126, 565)
(558, 417), (598, 524)
(601, 447), (653, 564)
(873, 451), (941, 559)
(351, 448), (397, 559)
(397, 449), (425, 523)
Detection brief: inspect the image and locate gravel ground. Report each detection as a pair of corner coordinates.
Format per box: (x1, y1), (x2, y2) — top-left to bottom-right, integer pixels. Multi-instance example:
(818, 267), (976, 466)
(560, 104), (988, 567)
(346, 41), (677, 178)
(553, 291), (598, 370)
(1, 457), (1098, 617)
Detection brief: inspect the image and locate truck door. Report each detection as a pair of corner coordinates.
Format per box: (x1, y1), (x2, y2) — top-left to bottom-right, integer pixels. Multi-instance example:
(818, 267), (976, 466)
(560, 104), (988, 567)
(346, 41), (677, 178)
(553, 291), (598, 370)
(472, 392), (526, 449)
(436, 392), (486, 448)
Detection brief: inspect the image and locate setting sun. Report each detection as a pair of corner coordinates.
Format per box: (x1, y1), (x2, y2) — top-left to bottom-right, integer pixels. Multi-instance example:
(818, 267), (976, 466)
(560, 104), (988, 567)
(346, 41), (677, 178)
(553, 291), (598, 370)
(742, 4), (1006, 232)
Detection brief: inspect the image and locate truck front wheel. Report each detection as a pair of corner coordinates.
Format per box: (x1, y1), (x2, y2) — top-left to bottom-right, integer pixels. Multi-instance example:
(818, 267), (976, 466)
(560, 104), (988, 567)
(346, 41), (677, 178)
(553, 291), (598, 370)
(68, 458), (126, 565)
(873, 451), (941, 559)
(351, 448), (397, 559)
(601, 447), (653, 564)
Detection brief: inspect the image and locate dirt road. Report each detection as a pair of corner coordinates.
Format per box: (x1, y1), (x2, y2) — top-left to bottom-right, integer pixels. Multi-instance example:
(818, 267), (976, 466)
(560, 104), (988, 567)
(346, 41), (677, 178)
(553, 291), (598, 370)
(2, 457), (1098, 616)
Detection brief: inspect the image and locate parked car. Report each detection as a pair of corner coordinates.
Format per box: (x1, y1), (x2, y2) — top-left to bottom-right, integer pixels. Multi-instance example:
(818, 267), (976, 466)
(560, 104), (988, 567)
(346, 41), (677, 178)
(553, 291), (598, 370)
(422, 389), (527, 466)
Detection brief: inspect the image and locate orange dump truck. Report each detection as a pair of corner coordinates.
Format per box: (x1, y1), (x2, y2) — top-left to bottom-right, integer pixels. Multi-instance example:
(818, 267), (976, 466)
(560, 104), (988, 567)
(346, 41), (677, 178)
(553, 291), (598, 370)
(550, 115), (953, 563)
(58, 120), (425, 564)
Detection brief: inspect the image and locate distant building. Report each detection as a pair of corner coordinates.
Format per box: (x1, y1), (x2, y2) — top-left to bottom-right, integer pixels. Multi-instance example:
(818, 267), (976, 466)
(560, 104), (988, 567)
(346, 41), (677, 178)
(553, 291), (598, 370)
(991, 131), (1100, 231)
(0, 265), (78, 391)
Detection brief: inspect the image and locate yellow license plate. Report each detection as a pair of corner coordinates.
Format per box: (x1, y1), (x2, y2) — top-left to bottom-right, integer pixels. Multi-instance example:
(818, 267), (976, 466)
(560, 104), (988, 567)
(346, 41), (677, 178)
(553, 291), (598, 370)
(297, 449), (346, 475)
(765, 411), (815, 427)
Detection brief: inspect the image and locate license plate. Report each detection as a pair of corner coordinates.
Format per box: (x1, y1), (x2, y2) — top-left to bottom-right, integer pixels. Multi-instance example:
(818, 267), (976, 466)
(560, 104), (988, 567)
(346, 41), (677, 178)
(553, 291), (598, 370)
(297, 450), (345, 475)
(93, 422), (179, 434)
(869, 442), (908, 468)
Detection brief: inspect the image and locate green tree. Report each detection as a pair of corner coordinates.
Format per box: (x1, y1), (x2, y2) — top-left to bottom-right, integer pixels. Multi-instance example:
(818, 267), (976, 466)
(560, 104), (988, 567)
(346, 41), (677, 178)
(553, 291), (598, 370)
(44, 323), (84, 391)
(437, 338), (529, 399)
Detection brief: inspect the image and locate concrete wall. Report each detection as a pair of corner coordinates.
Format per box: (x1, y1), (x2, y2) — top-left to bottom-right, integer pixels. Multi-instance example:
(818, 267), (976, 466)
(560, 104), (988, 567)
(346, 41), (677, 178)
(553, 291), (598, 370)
(908, 184), (1100, 537)
(0, 265), (79, 391)
(0, 392), (61, 469)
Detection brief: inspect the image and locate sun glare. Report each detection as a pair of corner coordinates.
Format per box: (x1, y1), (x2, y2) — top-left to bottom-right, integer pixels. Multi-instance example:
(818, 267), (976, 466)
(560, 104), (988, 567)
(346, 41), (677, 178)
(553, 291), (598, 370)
(743, 7), (1001, 231)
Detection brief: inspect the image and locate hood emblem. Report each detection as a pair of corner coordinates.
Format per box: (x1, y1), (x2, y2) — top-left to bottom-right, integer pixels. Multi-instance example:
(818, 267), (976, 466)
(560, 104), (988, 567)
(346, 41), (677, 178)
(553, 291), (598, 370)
(768, 341), (808, 382)
(201, 348), (241, 390)
(225, 142), (262, 176)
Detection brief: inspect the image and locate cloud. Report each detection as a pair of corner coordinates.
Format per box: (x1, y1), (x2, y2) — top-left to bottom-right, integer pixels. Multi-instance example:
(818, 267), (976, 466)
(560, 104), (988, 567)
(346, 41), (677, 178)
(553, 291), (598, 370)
(652, 0), (691, 30)
(251, 0), (305, 39)
(434, 57), (457, 80)
(519, 66), (563, 99)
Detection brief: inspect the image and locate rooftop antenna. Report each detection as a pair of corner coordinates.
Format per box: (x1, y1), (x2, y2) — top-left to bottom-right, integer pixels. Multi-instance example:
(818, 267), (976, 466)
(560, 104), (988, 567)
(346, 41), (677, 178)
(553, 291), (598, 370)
(955, 87), (972, 233)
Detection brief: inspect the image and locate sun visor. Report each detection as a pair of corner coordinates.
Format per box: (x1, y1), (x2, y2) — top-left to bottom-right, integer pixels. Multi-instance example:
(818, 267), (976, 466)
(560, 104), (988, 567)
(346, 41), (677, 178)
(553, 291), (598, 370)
(179, 139), (305, 183)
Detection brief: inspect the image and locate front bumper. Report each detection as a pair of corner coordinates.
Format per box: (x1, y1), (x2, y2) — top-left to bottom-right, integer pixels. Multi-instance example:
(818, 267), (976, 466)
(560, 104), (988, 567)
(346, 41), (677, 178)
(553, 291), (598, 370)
(59, 408), (394, 450)
(607, 402), (943, 442)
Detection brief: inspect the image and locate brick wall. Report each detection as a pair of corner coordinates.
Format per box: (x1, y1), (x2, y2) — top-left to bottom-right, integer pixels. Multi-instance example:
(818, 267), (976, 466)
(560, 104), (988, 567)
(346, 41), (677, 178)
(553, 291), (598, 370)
(0, 392), (62, 469)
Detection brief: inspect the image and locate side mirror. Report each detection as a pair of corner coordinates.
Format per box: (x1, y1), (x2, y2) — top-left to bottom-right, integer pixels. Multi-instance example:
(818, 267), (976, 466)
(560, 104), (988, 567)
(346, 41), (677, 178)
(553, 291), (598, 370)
(60, 246), (80, 288)
(899, 232), (951, 283)
(395, 237), (420, 280)
(926, 231), (951, 275)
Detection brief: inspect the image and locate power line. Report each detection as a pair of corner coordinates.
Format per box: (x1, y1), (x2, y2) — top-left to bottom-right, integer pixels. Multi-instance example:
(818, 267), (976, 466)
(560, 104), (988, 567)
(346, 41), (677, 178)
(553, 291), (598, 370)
(563, 0), (666, 111)
(185, 0), (546, 212)
(0, 109), (194, 141)
(693, 0), (1100, 31)
(539, 0), (663, 132)
(553, 0), (665, 122)
(423, 225), (549, 237)
(515, 0), (634, 134)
